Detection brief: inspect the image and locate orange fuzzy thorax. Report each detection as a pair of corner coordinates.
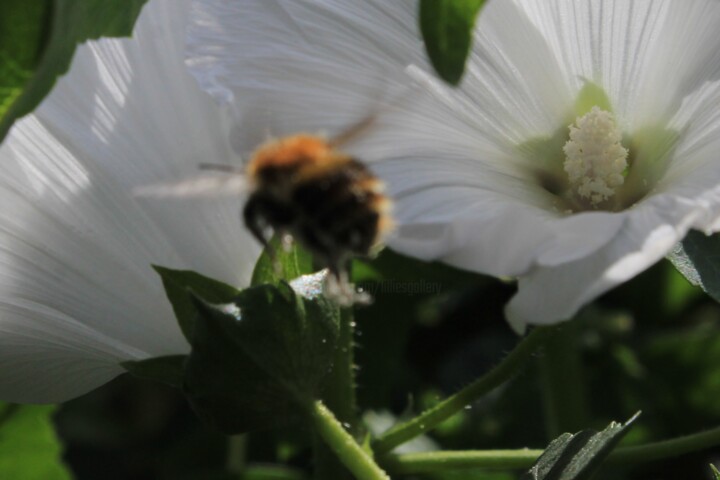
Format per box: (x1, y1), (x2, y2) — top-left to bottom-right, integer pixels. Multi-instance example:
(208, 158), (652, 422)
(247, 135), (338, 174)
(246, 135), (356, 192)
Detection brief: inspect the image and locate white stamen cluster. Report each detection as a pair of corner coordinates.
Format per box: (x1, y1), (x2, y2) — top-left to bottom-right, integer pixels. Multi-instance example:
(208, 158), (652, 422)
(563, 106), (628, 206)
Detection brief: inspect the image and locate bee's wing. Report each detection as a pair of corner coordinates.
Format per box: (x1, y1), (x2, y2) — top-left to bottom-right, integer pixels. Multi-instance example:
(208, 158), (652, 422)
(133, 173), (250, 198)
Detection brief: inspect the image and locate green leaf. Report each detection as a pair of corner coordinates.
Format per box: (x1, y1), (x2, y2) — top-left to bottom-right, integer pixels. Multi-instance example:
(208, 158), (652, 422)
(251, 235), (314, 286)
(522, 413), (639, 480)
(668, 230), (720, 303)
(122, 354), (187, 389)
(668, 238), (705, 291)
(419, 0), (486, 86)
(184, 283), (340, 434)
(153, 265), (241, 341)
(0, 0), (147, 143)
(353, 248), (489, 288)
(0, 403), (72, 480)
(710, 464), (720, 480)
(351, 248), (492, 408)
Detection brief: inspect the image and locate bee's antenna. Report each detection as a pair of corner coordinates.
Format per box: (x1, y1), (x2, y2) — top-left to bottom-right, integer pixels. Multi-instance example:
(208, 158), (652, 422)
(198, 163), (244, 173)
(328, 74), (419, 149)
(328, 115), (377, 148)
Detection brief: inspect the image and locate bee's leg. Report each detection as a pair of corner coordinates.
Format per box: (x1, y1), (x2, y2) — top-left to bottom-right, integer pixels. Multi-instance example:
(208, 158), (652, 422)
(326, 255), (344, 281)
(243, 196), (275, 258)
(324, 256), (371, 306)
(280, 233), (295, 253)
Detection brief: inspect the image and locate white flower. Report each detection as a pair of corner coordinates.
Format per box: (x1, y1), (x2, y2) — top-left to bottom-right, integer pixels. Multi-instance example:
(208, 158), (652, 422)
(186, 0), (720, 332)
(0, 0), (259, 403)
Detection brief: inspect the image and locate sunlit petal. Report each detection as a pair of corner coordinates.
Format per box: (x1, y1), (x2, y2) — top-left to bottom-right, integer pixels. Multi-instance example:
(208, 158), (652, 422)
(0, 0), (259, 402)
(183, 0), (720, 332)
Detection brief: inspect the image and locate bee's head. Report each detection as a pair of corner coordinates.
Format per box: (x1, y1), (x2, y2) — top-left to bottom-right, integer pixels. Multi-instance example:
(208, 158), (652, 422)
(253, 164), (298, 191)
(247, 134), (334, 191)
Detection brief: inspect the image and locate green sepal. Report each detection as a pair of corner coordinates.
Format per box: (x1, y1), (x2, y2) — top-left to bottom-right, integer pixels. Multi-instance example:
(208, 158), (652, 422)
(620, 124), (680, 206)
(514, 124), (570, 196)
(251, 235), (314, 287)
(522, 413), (639, 480)
(0, 0), (147, 143)
(0, 403), (72, 480)
(183, 282), (340, 434)
(122, 355), (187, 389)
(710, 464), (720, 479)
(419, 0), (486, 86)
(153, 265), (241, 341)
(512, 82), (612, 197)
(574, 82), (612, 116)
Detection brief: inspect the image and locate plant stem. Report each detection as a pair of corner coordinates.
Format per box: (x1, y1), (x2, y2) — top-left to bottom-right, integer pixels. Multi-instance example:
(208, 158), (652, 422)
(313, 308), (358, 479)
(323, 308), (358, 433)
(607, 424), (720, 464)
(226, 434), (247, 474)
(381, 424), (720, 474)
(382, 449), (542, 474)
(538, 322), (588, 438)
(373, 325), (557, 455)
(311, 400), (390, 480)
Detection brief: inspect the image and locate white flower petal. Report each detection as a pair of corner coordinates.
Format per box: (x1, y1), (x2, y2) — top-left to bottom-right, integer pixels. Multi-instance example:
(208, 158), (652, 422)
(0, 0), (259, 402)
(185, 0), (597, 276)
(186, 0), (575, 150)
(517, 0), (720, 127)
(662, 80), (720, 183)
(505, 194), (704, 332)
(186, 0), (720, 331)
(505, 143), (720, 332)
(187, 0), (421, 148)
(392, 199), (625, 277)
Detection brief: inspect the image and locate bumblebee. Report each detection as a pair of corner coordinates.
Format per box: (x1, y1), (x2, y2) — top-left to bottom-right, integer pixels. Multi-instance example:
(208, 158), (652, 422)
(243, 134), (392, 286)
(136, 120), (392, 301)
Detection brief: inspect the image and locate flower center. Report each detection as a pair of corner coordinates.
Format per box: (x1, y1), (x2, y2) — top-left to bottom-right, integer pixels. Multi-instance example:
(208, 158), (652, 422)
(516, 82), (679, 213)
(563, 106), (628, 207)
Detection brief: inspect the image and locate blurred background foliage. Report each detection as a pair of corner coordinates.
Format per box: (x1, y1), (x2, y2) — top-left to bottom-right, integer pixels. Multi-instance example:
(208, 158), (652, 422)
(6, 249), (712, 479)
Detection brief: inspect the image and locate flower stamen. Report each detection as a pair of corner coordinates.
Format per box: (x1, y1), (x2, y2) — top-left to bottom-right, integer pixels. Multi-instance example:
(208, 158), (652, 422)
(563, 106), (628, 206)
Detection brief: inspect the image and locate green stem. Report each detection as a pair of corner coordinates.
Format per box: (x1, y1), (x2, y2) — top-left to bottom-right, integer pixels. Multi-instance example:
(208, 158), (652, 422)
(538, 322), (588, 438)
(226, 434), (247, 474)
(373, 326), (557, 455)
(382, 424), (720, 474)
(240, 466), (308, 480)
(383, 450), (542, 474)
(311, 400), (390, 480)
(608, 424), (720, 464)
(323, 308), (358, 432)
(314, 308), (358, 479)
